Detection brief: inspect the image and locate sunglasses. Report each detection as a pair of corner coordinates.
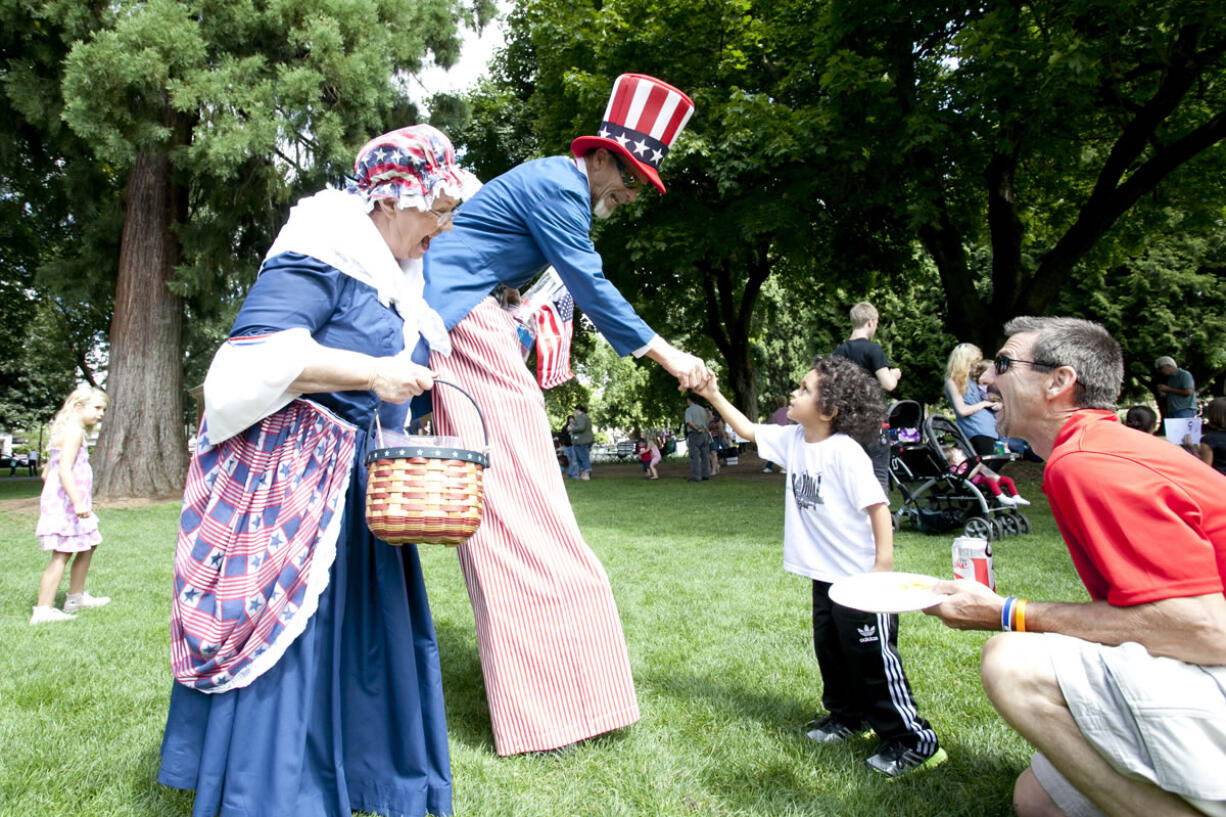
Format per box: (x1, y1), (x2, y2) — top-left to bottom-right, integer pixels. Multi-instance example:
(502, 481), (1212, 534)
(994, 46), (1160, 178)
(993, 354), (1060, 375)
(613, 157), (641, 190)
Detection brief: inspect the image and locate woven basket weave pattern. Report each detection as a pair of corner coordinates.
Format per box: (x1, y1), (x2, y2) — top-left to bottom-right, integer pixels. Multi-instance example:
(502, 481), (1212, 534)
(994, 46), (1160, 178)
(366, 455), (485, 546)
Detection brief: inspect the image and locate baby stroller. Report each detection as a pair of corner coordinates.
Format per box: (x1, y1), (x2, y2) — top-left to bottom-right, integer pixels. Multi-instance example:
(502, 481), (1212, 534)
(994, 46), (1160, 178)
(886, 401), (1030, 541)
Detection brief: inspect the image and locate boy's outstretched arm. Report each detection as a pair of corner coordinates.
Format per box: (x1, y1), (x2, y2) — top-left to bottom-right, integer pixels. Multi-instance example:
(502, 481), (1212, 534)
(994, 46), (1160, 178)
(866, 503), (894, 572)
(694, 377), (756, 443)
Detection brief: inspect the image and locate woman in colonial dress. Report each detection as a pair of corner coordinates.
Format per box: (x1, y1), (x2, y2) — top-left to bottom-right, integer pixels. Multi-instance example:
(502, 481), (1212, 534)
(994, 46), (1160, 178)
(157, 125), (477, 817)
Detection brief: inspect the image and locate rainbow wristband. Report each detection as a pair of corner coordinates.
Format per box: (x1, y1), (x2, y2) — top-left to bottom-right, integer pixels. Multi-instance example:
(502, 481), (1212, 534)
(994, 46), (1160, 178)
(1001, 597), (1016, 632)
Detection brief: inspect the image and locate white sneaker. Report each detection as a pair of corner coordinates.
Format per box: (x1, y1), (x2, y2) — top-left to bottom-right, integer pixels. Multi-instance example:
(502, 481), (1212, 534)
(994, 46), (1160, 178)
(996, 494), (1017, 506)
(30, 605), (76, 625)
(64, 592), (111, 613)
(1011, 495), (1031, 506)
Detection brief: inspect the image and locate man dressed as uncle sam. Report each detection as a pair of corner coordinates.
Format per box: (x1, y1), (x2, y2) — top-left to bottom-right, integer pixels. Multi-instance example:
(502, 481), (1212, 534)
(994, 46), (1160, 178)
(421, 74), (711, 755)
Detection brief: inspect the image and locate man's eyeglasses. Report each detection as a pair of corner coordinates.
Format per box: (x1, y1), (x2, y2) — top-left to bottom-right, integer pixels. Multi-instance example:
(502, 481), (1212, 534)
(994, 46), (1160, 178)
(613, 157), (641, 190)
(994, 355), (1060, 375)
(428, 206), (460, 227)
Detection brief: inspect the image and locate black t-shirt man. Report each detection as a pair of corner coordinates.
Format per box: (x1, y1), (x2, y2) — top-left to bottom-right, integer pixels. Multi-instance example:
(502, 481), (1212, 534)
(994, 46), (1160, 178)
(832, 338), (891, 378)
(831, 303), (900, 496)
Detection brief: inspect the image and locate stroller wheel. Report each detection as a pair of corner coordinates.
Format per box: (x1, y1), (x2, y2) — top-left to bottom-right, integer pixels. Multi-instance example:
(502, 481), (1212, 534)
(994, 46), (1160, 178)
(1015, 511), (1030, 534)
(963, 516), (994, 541)
(989, 518), (1005, 540)
(999, 513), (1020, 537)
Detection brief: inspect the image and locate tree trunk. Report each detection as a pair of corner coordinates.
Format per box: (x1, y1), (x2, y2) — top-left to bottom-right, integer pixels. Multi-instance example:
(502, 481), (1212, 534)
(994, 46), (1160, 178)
(93, 149), (188, 500)
(986, 134), (1024, 319)
(699, 248), (772, 421)
(724, 350), (759, 422)
(917, 207), (995, 349)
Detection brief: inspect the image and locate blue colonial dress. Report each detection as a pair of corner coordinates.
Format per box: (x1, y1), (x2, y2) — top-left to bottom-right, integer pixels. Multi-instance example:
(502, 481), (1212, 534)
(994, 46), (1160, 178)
(158, 191), (451, 817)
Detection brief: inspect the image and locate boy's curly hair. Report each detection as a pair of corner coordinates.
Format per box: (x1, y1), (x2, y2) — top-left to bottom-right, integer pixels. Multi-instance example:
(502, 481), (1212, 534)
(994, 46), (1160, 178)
(810, 355), (887, 445)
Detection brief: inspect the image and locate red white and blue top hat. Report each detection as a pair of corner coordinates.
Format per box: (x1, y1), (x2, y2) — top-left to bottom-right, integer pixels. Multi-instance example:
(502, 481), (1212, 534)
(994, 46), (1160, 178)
(570, 73), (695, 194)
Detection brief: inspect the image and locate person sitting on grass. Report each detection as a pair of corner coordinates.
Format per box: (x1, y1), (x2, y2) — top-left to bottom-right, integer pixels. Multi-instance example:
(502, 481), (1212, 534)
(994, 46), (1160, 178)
(942, 445), (1031, 507)
(929, 316), (1226, 817)
(1196, 396), (1226, 477)
(695, 355), (946, 778)
(1123, 404), (1159, 434)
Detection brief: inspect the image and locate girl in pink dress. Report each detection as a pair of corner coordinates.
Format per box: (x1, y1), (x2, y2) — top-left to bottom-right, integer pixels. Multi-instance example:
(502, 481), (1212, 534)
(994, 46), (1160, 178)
(30, 385), (110, 624)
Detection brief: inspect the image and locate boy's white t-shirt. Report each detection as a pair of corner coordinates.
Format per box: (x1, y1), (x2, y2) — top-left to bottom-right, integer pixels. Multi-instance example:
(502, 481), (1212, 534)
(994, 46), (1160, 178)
(755, 424), (887, 582)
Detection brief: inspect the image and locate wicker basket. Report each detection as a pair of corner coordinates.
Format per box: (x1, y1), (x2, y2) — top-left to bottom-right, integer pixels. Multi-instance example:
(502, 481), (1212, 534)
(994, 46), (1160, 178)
(364, 381), (490, 546)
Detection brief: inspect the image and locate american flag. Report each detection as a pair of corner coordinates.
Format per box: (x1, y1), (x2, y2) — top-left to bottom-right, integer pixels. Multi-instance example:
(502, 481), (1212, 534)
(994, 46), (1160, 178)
(535, 286), (575, 388)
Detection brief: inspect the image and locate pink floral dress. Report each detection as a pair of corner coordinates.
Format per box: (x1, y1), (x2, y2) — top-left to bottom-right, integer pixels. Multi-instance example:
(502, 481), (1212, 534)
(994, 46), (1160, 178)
(35, 444), (102, 552)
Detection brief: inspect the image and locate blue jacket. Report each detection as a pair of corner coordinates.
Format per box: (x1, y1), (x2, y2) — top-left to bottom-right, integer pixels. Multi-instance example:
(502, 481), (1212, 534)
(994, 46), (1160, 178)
(424, 156), (655, 356)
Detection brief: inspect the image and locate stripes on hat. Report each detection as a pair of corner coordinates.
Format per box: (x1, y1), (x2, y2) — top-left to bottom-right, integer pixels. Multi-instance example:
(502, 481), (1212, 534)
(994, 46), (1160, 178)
(571, 73), (695, 194)
(598, 75), (694, 170)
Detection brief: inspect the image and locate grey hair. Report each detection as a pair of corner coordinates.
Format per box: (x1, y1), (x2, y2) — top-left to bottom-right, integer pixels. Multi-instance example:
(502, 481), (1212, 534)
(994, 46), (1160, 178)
(1002, 317), (1122, 409)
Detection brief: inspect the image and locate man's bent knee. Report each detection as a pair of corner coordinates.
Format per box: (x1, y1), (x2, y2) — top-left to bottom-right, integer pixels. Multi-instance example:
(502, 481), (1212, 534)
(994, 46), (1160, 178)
(981, 632), (1031, 703)
(1015, 766), (1069, 817)
(981, 632), (1059, 709)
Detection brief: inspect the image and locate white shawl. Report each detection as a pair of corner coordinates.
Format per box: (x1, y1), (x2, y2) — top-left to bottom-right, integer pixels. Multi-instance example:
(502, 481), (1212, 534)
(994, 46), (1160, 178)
(202, 189), (450, 447)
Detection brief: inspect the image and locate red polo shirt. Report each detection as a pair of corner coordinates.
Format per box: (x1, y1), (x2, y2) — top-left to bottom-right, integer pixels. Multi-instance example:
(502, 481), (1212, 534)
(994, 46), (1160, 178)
(1043, 410), (1226, 606)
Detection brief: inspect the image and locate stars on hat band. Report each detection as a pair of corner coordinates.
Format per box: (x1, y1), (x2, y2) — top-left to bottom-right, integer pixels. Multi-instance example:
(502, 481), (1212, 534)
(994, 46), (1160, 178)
(347, 124), (481, 211)
(359, 147), (428, 185)
(596, 122), (667, 168)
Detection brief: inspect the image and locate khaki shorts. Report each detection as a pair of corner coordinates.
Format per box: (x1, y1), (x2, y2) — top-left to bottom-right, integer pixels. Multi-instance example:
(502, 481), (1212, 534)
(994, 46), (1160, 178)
(1036, 634), (1226, 816)
(1031, 753), (1226, 817)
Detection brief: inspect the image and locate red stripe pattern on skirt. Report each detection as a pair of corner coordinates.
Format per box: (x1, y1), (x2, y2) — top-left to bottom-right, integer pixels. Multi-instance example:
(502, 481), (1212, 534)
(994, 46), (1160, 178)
(431, 297), (640, 755)
(171, 400), (355, 692)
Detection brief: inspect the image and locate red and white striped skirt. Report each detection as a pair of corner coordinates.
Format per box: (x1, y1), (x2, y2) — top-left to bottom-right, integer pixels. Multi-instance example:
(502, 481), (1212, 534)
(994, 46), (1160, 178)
(430, 297), (640, 755)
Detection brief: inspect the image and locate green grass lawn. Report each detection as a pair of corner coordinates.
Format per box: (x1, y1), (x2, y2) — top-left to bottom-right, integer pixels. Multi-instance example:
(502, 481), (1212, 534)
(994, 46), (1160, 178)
(0, 459), (1090, 816)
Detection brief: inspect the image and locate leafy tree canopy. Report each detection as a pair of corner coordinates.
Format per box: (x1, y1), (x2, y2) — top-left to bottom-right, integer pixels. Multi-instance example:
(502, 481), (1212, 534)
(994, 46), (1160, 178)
(1, 0), (496, 497)
(459, 0), (1226, 423)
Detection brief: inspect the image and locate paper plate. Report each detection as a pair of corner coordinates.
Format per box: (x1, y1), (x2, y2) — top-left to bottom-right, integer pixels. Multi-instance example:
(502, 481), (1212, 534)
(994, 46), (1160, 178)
(829, 571), (949, 614)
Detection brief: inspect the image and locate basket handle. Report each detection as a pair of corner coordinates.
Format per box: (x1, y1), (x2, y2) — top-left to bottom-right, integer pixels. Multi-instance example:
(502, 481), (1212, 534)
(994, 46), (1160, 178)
(366, 378), (491, 453)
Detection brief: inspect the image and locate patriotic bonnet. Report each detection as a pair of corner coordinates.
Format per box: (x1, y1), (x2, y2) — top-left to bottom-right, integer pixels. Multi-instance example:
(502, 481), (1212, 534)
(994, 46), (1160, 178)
(570, 73), (695, 194)
(351, 124), (481, 212)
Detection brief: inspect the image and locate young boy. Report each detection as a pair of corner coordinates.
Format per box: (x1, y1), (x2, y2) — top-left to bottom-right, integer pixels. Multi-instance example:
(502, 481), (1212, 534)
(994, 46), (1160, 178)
(696, 355), (946, 777)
